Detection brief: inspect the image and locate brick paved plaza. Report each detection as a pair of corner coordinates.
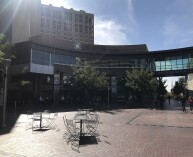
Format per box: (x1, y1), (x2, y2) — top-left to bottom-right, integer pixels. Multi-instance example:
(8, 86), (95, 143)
(1, 100), (193, 157)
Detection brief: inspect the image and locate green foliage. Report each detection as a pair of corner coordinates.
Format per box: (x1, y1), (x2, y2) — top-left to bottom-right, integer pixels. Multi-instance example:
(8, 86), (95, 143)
(19, 80), (31, 87)
(0, 34), (5, 62)
(157, 77), (167, 96)
(0, 33), (15, 62)
(172, 77), (185, 96)
(116, 77), (126, 87)
(72, 60), (107, 91)
(125, 69), (157, 94)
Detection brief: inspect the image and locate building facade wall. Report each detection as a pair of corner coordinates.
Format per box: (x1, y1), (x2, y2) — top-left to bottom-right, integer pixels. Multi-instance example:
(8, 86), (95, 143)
(187, 73), (193, 95)
(40, 4), (94, 44)
(0, 0), (13, 40)
(12, 0), (31, 43)
(10, 0), (94, 45)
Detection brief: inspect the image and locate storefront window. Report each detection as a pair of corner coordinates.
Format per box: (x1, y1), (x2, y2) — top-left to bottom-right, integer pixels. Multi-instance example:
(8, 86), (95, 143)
(32, 49), (50, 65)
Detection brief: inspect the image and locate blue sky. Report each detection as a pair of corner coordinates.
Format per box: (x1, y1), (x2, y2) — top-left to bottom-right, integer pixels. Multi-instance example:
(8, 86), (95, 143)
(41, 0), (192, 91)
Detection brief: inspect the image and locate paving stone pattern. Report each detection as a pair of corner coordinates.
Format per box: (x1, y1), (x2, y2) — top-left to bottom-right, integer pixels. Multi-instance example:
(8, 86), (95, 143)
(1, 102), (193, 156)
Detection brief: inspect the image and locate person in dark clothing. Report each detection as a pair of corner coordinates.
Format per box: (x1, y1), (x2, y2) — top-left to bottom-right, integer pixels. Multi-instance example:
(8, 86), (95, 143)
(167, 95), (171, 104)
(159, 95), (164, 110)
(180, 94), (186, 112)
(39, 95), (44, 111)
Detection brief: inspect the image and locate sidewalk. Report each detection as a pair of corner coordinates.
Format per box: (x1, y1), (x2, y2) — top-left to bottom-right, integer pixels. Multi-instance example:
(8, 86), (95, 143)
(0, 106), (193, 156)
(164, 98), (190, 111)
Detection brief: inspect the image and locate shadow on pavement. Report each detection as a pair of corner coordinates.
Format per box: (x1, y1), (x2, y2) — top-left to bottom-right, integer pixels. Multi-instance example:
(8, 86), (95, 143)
(79, 136), (98, 145)
(0, 99), (173, 135)
(0, 113), (20, 135)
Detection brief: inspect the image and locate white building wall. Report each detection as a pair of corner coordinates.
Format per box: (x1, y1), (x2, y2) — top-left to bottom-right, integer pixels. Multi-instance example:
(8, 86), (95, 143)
(30, 63), (53, 74)
(187, 73), (193, 91)
(12, 0), (41, 44)
(12, 0), (31, 44)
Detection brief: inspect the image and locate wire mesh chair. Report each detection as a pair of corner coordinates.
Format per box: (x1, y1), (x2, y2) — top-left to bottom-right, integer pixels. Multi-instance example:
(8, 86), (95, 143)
(32, 112), (42, 131)
(78, 109), (86, 115)
(63, 115), (78, 137)
(46, 112), (58, 129)
(63, 116), (80, 150)
(25, 111), (33, 130)
(41, 110), (51, 128)
(86, 114), (99, 136)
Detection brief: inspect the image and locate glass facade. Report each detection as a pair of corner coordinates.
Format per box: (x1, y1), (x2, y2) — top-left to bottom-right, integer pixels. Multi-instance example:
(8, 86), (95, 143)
(154, 55), (193, 71)
(31, 48), (193, 73)
(87, 58), (147, 68)
(32, 48), (148, 69)
(31, 49), (76, 66)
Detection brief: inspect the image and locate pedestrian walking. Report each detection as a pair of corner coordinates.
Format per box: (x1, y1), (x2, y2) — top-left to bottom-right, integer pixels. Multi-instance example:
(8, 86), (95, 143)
(180, 94), (186, 112)
(188, 96), (193, 113)
(167, 95), (171, 104)
(159, 95), (164, 110)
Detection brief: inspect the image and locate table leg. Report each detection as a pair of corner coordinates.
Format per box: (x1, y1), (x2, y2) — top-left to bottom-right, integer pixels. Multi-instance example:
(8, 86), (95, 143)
(80, 119), (82, 136)
(40, 113), (42, 129)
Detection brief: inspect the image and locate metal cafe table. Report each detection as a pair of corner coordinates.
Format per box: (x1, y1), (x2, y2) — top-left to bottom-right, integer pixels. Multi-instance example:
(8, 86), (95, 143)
(73, 114), (89, 136)
(33, 112), (43, 130)
(82, 108), (93, 115)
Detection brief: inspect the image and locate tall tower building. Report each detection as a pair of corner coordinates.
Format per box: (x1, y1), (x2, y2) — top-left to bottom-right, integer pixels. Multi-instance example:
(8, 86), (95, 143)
(0, 0), (94, 45)
(0, 0), (14, 40)
(40, 5), (94, 44)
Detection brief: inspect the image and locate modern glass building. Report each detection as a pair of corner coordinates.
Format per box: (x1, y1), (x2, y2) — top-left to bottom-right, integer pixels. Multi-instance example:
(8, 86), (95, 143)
(6, 37), (193, 110)
(2, 0), (193, 110)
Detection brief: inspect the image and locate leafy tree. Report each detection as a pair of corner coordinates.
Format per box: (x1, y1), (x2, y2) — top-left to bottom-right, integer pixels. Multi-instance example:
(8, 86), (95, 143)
(0, 34), (31, 105)
(72, 60), (107, 90)
(157, 77), (167, 96)
(172, 77), (185, 97)
(0, 33), (15, 62)
(65, 59), (107, 106)
(0, 34), (15, 88)
(125, 69), (157, 106)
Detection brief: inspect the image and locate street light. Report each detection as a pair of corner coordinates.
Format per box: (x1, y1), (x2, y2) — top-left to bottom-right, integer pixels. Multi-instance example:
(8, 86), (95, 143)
(183, 82), (188, 98)
(107, 83), (110, 109)
(2, 59), (11, 127)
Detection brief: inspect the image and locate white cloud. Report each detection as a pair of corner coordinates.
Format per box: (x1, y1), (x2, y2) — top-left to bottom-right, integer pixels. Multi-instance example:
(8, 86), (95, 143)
(94, 17), (129, 45)
(127, 0), (137, 28)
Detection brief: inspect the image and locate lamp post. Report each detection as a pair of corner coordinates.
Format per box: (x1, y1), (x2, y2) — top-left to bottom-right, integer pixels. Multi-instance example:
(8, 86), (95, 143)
(2, 59), (11, 127)
(107, 83), (110, 109)
(183, 82), (188, 98)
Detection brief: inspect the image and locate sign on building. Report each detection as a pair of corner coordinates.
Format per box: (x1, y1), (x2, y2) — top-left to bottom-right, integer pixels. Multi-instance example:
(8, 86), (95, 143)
(54, 74), (60, 85)
(111, 77), (117, 94)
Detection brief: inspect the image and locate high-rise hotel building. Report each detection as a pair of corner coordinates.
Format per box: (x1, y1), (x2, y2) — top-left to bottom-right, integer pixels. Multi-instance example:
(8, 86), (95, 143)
(0, 0), (94, 45)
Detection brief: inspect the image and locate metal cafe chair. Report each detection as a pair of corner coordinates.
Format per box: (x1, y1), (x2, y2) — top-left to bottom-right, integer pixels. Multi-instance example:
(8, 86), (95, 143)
(46, 112), (58, 129)
(86, 114), (99, 136)
(63, 116), (80, 150)
(32, 112), (42, 131)
(78, 109), (86, 115)
(41, 110), (51, 128)
(63, 116), (74, 141)
(25, 111), (33, 130)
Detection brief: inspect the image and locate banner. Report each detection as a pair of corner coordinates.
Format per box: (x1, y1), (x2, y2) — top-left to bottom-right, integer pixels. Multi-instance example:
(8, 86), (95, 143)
(54, 74), (60, 85)
(111, 77), (117, 94)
